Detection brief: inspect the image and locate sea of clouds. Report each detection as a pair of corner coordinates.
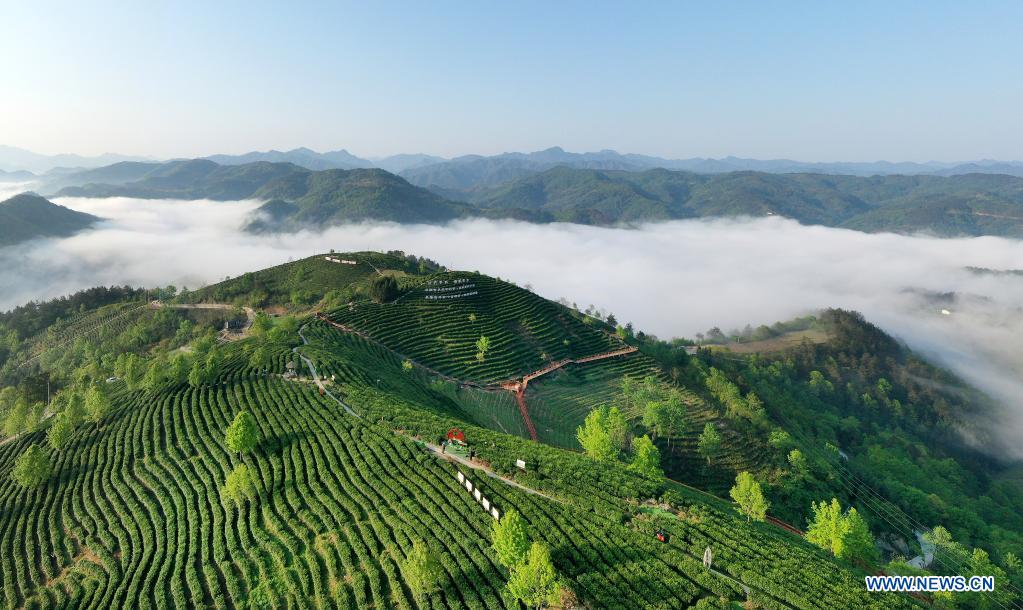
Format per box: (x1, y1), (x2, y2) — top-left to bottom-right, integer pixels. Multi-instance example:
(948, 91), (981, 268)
(2, 196), (1021, 457)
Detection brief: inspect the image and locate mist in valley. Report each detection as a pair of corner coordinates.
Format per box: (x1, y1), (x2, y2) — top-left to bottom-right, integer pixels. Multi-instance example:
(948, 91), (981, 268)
(2, 195), (1021, 457)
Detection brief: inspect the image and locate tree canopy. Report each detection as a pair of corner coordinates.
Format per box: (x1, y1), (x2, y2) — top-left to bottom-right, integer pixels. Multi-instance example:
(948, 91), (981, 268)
(221, 463), (256, 506)
(576, 405), (627, 462)
(11, 444), (51, 488)
(628, 435), (663, 479)
(730, 471), (769, 523)
(224, 411), (259, 453)
(491, 508), (531, 569)
(403, 539), (443, 599)
(505, 542), (562, 609)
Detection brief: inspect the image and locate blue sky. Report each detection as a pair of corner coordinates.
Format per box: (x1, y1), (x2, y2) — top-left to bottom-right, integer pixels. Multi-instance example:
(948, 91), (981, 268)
(2, 1), (1021, 161)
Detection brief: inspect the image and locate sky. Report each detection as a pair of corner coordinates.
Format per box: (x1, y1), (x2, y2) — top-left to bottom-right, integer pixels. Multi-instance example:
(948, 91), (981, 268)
(2, 1), (1022, 161)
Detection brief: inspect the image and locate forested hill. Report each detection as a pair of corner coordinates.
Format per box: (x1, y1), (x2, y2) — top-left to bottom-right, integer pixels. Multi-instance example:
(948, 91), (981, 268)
(456, 166), (1023, 235)
(44, 157), (1023, 236)
(1, 252), (1021, 607)
(0, 193), (99, 247)
(245, 168), (475, 230)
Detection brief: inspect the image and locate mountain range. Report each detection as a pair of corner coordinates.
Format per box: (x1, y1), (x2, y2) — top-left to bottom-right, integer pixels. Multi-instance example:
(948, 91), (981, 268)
(36, 158), (1023, 237)
(7, 144), (1023, 182)
(0, 193), (99, 247)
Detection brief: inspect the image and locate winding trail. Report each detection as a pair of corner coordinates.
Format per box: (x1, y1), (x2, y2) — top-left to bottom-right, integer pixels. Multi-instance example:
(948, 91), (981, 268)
(295, 325), (360, 418)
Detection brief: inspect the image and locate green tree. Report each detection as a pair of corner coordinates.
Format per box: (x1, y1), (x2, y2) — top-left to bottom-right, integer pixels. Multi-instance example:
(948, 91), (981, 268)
(661, 390), (688, 451)
(805, 498), (878, 564)
(491, 509), (531, 569)
(168, 353), (190, 385)
(697, 422), (722, 465)
(576, 406), (626, 462)
(143, 356), (168, 390)
(642, 399), (667, 440)
(11, 444), (51, 488)
(730, 471), (769, 523)
(506, 542), (562, 609)
(225, 411), (259, 453)
(221, 463), (256, 506)
(402, 359), (413, 373)
(204, 348), (223, 383)
(84, 384), (111, 427)
(249, 346), (269, 370)
(806, 498), (847, 557)
(64, 390), (85, 427)
(369, 275), (400, 303)
(123, 354), (145, 389)
(402, 539), (443, 599)
(3, 398), (29, 437)
(475, 335), (490, 363)
(842, 508), (878, 564)
(188, 359), (206, 388)
(628, 435), (663, 479)
(47, 412), (76, 451)
(787, 449), (810, 479)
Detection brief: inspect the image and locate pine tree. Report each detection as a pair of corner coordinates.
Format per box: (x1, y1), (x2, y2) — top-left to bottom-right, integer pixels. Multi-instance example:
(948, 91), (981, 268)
(730, 471), (769, 523)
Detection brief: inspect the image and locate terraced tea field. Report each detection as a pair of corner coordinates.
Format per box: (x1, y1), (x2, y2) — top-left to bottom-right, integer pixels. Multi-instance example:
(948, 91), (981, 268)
(325, 272), (620, 384)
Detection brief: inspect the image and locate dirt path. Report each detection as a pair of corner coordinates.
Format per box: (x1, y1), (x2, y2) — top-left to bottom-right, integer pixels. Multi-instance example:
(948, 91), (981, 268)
(295, 325), (360, 418)
(155, 302), (256, 342)
(420, 440), (560, 501)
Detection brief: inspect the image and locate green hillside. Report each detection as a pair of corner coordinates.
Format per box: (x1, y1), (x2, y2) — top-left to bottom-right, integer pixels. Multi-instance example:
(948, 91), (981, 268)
(0, 193), (99, 247)
(56, 160), (308, 201)
(246, 169), (473, 230)
(463, 167), (1023, 235)
(45, 157), (1023, 236)
(4, 253), (1022, 608)
(324, 271), (621, 384)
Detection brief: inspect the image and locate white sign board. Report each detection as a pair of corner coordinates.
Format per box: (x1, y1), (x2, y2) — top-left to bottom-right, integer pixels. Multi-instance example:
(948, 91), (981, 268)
(474, 489), (482, 501)
(482, 498), (490, 510)
(465, 480), (473, 492)
(515, 459), (527, 470)
(457, 471), (465, 484)
(491, 507), (500, 520)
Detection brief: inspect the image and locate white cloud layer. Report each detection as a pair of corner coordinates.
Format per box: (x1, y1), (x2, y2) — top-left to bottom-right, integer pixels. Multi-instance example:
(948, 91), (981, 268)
(2, 196), (1022, 457)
